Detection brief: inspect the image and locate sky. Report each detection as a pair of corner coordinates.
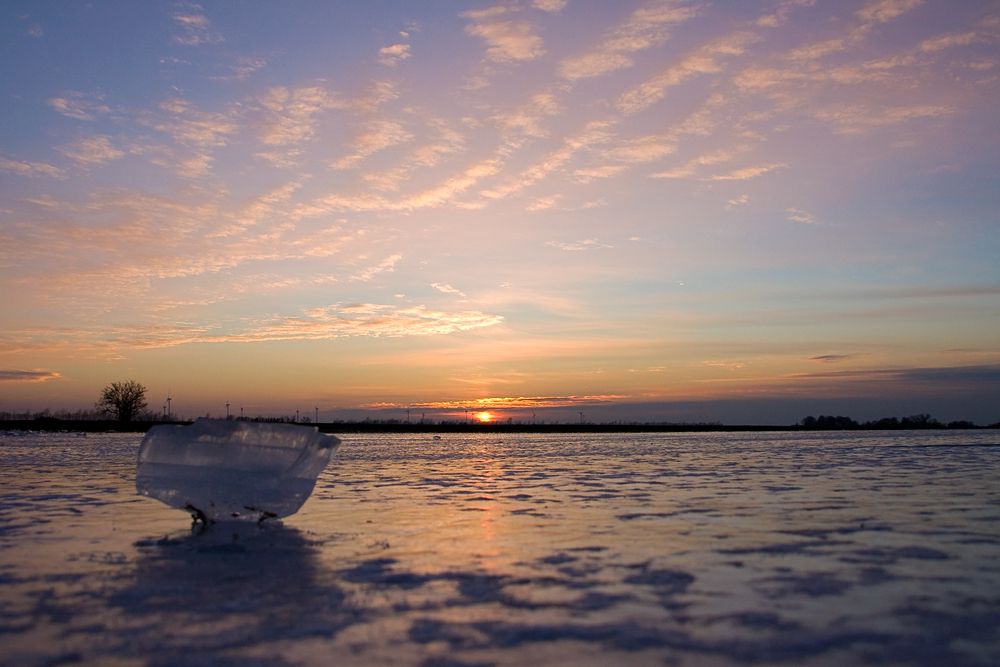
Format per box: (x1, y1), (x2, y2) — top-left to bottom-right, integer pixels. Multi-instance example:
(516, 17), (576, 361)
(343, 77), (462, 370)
(1, 0), (999, 425)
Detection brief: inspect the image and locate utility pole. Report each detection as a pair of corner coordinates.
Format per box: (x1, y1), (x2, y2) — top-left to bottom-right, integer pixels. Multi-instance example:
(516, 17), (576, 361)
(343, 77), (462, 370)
(406, 408), (410, 424)
(315, 406), (319, 424)
(579, 411), (584, 425)
(240, 406), (244, 420)
(226, 400), (230, 419)
(166, 394), (171, 420)
(296, 409), (299, 422)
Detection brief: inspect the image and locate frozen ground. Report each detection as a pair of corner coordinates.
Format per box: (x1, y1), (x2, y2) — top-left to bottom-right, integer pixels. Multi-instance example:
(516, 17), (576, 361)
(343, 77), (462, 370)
(1, 430), (999, 666)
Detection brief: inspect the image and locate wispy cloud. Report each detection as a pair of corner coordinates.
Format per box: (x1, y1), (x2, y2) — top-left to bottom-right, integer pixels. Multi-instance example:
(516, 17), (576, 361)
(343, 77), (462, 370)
(47, 92), (111, 120)
(403, 394), (628, 410)
(0, 155), (66, 179)
(650, 147), (746, 179)
(527, 194), (562, 210)
(128, 141), (214, 179)
(405, 159), (500, 208)
(786, 207), (816, 224)
(602, 134), (676, 163)
(255, 149), (302, 168)
(703, 360), (745, 370)
(617, 32), (758, 115)
(257, 86), (348, 146)
(147, 98), (239, 147)
(378, 44), (411, 66)
(807, 354), (855, 363)
(711, 163), (786, 180)
(0, 369), (61, 383)
(757, 0), (816, 28)
(4, 306), (504, 351)
(59, 134), (124, 165)
(546, 239), (610, 251)
(432, 283), (467, 297)
(784, 38), (847, 62)
(781, 365), (1000, 396)
(240, 304), (504, 340)
(477, 118), (615, 199)
(351, 254), (402, 281)
(558, 0), (701, 81)
(332, 119), (413, 169)
(919, 31), (978, 52)
(172, 7), (223, 45)
(463, 6), (545, 63)
(532, 0), (567, 11)
(812, 104), (955, 134)
(856, 0), (924, 27)
(573, 165), (626, 183)
(209, 56), (268, 81)
(490, 93), (563, 142)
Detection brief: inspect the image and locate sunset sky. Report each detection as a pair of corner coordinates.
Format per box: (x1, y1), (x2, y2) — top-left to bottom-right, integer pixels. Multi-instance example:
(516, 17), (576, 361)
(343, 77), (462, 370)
(2, 0), (998, 424)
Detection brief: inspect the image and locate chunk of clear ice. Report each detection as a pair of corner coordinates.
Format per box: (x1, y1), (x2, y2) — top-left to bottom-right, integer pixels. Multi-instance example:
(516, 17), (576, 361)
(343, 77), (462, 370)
(136, 418), (340, 522)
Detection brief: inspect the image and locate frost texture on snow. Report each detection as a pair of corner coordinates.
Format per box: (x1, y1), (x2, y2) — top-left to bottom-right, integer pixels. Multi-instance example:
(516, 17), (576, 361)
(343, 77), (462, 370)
(136, 418), (340, 521)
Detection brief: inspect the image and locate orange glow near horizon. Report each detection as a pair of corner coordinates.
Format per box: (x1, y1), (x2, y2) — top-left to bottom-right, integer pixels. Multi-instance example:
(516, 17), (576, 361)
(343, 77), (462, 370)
(475, 411), (494, 423)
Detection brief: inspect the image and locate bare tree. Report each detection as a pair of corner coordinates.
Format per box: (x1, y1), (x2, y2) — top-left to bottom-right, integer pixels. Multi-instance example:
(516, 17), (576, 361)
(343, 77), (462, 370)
(96, 380), (148, 421)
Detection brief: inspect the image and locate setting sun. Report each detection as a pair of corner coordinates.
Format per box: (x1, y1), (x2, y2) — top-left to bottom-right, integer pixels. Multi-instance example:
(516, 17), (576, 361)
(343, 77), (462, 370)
(475, 412), (494, 423)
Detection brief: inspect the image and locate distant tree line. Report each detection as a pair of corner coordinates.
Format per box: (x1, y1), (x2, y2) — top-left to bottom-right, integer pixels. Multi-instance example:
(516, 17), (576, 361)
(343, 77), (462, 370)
(0, 408), (106, 421)
(798, 414), (992, 430)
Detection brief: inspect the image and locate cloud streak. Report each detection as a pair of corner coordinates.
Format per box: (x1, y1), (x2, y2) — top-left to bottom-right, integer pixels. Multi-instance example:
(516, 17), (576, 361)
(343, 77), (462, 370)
(59, 135), (124, 165)
(172, 7), (223, 45)
(0, 370), (61, 383)
(378, 44), (411, 66)
(559, 0), (701, 81)
(0, 155), (66, 178)
(463, 7), (545, 63)
(402, 394), (629, 410)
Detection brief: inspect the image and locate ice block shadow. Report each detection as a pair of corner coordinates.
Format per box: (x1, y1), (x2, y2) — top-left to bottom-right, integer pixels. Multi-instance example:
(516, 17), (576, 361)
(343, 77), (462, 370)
(111, 523), (356, 658)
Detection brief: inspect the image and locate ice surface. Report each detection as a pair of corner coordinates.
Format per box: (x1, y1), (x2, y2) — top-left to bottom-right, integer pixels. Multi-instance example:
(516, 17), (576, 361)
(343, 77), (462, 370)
(4, 430), (1000, 666)
(136, 418), (340, 521)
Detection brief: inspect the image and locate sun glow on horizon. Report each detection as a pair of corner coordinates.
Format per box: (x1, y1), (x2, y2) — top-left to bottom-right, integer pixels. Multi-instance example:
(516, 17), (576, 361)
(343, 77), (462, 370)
(475, 411), (495, 423)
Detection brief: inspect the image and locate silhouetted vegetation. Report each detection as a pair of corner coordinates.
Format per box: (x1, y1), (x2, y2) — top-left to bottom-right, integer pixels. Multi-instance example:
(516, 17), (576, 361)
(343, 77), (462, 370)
(797, 413), (984, 430)
(0, 408), (103, 421)
(799, 415), (859, 430)
(96, 380), (148, 422)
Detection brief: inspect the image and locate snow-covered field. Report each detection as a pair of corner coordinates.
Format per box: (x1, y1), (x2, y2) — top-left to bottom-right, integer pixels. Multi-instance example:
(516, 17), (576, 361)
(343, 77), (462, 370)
(2, 430), (999, 666)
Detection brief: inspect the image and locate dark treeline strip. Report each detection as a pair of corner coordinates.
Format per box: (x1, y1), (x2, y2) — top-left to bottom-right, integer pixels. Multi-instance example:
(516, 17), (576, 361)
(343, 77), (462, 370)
(1, 415), (996, 434)
(798, 413), (995, 430)
(1, 409), (107, 421)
